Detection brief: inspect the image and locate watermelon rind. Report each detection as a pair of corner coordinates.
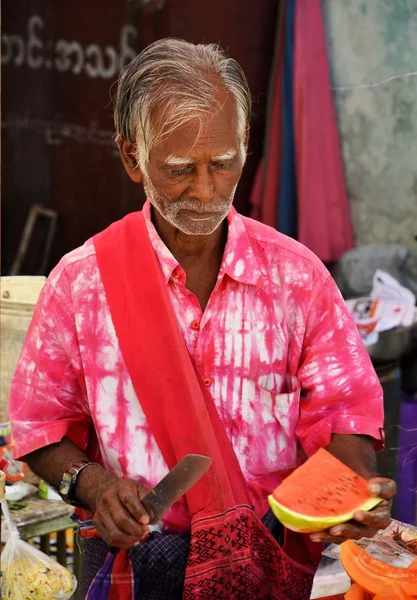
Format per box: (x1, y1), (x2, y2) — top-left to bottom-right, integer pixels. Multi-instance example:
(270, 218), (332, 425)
(267, 494), (383, 533)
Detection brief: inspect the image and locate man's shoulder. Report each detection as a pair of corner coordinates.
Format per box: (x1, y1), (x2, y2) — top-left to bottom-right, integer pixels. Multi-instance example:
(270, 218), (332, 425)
(48, 238), (98, 290)
(239, 214), (328, 276)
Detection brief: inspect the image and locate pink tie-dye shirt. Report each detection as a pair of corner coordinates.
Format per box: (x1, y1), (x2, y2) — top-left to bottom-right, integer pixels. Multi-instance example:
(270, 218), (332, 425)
(10, 201), (383, 517)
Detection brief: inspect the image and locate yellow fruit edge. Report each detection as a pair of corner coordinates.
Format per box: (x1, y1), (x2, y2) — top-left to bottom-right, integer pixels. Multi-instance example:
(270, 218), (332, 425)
(268, 494), (383, 533)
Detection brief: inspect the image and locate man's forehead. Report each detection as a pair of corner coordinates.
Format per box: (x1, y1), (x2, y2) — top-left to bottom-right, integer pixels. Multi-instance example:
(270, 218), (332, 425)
(150, 93), (241, 165)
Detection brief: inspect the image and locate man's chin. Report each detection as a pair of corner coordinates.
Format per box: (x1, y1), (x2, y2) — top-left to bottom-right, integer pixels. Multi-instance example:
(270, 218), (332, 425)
(175, 214), (226, 236)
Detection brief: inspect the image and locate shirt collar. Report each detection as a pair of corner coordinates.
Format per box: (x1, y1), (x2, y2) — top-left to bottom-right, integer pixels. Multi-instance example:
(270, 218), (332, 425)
(221, 206), (264, 289)
(143, 201), (179, 283)
(143, 200), (264, 289)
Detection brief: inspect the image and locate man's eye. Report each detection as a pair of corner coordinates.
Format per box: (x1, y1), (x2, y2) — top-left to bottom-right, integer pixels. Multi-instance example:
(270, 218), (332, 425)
(212, 162), (232, 170)
(170, 167), (193, 176)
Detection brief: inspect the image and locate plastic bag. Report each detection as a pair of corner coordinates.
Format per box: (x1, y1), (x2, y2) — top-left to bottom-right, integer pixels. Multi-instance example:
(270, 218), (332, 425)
(323, 519), (417, 569)
(1, 506), (77, 600)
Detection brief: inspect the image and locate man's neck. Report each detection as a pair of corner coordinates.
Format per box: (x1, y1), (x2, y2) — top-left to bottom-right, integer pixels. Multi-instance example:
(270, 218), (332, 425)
(151, 206), (227, 310)
(151, 206), (227, 266)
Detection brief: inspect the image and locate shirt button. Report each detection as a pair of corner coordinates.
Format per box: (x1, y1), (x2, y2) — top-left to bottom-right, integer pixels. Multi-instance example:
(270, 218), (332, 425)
(191, 320), (200, 331)
(173, 269), (180, 280)
(203, 377), (212, 387)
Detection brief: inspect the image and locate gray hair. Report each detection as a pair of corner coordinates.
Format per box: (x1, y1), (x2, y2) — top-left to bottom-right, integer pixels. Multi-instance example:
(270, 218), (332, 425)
(114, 38), (252, 169)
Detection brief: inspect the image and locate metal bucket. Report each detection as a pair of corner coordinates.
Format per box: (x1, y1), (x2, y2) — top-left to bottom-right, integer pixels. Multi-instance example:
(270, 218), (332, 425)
(0, 276), (45, 422)
(366, 308), (417, 363)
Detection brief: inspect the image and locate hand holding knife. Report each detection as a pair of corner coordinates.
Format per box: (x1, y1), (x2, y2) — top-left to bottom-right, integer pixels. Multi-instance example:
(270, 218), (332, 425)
(94, 454), (212, 551)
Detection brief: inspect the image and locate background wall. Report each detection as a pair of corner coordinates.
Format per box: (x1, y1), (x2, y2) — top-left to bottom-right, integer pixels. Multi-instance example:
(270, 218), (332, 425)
(323, 0), (417, 247)
(1, 0), (279, 273)
(2, 1), (416, 275)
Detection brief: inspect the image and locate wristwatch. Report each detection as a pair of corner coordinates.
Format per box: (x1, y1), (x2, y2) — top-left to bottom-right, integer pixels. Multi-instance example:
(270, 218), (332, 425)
(59, 460), (100, 507)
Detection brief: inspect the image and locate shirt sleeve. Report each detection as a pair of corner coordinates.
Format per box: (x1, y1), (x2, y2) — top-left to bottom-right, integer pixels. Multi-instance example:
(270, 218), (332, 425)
(9, 276), (92, 459)
(296, 275), (384, 457)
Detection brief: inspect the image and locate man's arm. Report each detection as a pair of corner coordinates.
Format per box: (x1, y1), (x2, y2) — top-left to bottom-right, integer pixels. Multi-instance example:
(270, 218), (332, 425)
(326, 433), (378, 479)
(309, 433), (396, 544)
(294, 275), (395, 543)
(24, 437), (151, 548)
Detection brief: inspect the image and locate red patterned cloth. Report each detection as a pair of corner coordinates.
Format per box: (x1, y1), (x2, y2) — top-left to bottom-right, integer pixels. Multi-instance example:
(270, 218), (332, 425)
(81, 509), (315, 599)
(183, 506), (318, 599)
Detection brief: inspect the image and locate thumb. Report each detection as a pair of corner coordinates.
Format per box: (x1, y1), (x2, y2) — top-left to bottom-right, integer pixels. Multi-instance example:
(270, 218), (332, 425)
(368, 477), (396, 499)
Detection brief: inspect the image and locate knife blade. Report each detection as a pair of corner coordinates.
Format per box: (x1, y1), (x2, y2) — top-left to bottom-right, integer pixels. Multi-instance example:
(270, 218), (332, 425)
(141, 454), (212, 524)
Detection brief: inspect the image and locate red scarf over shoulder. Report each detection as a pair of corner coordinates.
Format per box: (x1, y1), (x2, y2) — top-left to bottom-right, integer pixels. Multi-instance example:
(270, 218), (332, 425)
(92, 210), (320, 599)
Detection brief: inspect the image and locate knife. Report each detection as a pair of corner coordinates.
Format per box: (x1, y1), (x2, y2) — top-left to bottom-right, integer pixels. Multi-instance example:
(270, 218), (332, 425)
(141, 454), (212, 524)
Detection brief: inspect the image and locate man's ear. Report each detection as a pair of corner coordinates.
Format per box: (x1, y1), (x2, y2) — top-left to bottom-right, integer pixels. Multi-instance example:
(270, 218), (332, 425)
(118, 139), (144, 183)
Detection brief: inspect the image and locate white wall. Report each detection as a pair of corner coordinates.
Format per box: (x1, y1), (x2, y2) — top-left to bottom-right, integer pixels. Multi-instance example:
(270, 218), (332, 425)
(323, 0), (417, 246)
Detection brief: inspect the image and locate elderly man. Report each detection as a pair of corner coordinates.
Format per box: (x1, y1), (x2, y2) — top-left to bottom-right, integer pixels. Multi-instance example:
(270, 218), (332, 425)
(10, 39), (394, 599)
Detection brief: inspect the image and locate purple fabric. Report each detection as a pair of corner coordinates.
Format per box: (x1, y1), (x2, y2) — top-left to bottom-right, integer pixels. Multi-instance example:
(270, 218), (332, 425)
(85, 553), (120, 599)
(397, 395), (417, 525)
(82, 531), (189, 600)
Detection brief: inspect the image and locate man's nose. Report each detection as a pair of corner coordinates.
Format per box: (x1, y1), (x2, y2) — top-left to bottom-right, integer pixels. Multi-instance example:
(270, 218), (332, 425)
(190, 167), (215, 203)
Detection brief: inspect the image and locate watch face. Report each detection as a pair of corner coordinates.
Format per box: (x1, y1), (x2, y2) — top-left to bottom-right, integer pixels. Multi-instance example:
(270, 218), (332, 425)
(60, 472), (72, 496)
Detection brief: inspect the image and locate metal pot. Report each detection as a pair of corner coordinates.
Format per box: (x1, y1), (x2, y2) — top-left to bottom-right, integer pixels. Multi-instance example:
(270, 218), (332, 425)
(366, 310), (417, 363)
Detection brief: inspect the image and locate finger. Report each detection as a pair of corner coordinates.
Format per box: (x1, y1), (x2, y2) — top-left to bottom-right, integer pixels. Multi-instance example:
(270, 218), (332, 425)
(94, 512), (139, 548)
(327, 513), (390, 540)
(111, 496), (150, 539)
(353, 505), (391, 528)
(310, 533), (347, 544)
(99, 491), (149, 539)
(310, 518), (384, 544)
(118, 485), (150, 526)
(354, 500), (390, 519)
(367, 478), (396, 499)
(328, 523), (365, 539)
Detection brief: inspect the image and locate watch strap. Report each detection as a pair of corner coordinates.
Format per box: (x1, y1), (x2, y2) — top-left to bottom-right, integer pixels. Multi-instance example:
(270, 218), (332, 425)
(60, 460), (101, 506)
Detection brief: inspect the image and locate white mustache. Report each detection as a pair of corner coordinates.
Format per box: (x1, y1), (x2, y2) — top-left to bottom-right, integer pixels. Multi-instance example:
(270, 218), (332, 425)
(175, 201), (231, 214)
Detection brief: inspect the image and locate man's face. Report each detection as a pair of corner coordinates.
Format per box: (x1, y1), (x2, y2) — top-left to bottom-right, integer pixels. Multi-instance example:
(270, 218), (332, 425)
(142, 94), (246, 236)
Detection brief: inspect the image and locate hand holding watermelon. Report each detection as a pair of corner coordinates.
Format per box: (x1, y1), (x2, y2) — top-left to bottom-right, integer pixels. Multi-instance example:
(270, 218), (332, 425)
(309, 476), (395, 544)
(268, 448), (396, 544)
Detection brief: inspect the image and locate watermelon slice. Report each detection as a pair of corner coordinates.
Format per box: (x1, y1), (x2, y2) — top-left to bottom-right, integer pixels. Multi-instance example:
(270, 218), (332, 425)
(268, 448), (382, 533)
